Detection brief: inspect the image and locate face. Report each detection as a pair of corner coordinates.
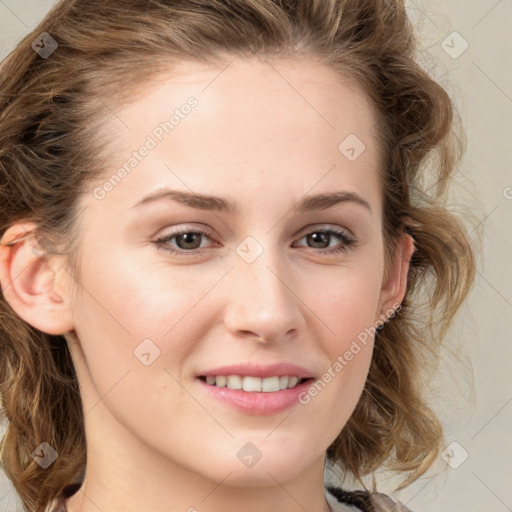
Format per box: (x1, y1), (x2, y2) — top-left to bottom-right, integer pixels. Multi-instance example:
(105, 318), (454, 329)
(56, 57), (405, 487)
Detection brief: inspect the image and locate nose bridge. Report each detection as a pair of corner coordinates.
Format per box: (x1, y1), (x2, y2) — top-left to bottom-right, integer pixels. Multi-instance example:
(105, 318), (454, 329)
(223, 237), (302, 340)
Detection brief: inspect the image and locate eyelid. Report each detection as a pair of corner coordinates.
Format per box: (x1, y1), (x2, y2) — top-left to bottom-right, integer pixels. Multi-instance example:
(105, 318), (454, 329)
(153, 222), (357, 257)
(295, 223), (355, 239)
(158, 224), (216, 239)
(156, 223), (354, 242)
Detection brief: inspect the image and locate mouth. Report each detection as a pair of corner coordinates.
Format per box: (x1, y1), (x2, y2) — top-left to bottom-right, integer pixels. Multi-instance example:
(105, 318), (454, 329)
(196, 374), (316, 415)
(197, 375), (312, 392)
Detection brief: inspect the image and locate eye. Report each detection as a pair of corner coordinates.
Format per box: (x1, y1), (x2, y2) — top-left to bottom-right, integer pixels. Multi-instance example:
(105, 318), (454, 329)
(153, 227), (216, 256)
(292, 227), (356, 255)
(153, 225), (356, 257)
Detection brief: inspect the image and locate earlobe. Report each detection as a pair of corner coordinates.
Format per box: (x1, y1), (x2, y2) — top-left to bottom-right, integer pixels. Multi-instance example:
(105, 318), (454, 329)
(0, 222), (75, 335)
(377, 233), (416, 324)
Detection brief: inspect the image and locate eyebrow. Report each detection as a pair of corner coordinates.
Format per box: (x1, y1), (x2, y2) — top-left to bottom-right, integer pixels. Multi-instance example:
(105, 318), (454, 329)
(132, 189), (372, 214)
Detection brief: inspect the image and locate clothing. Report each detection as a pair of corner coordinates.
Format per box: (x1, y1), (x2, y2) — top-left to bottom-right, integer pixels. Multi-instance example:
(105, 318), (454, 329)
(325, 485), (414, 512)
(325, 486), (368, 511)
(49, 483), (413, 512)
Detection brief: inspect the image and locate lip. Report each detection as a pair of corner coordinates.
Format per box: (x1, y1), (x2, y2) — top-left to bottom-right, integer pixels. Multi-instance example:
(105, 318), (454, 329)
(196, 362), (314, 379)
(196, 376), (315, 415)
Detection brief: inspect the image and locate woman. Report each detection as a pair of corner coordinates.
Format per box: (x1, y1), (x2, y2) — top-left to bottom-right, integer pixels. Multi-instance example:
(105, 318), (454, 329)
(0, 1), (475, 511)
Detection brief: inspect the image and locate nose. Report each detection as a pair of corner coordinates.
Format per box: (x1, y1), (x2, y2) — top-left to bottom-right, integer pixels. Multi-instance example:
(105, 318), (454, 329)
(222, 246), (305, 344)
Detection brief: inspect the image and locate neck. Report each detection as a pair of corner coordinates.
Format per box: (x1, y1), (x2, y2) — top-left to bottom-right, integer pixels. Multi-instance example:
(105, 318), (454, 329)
(65, 401), (333, 512)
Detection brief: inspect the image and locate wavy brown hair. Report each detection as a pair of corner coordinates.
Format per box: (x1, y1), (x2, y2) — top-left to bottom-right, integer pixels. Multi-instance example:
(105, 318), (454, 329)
(0, 0), (476, 511)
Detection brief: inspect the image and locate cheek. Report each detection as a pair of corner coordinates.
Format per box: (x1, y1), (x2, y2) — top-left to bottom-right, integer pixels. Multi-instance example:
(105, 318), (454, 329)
(307, 260), (383, 341)
(70, 254), (221, 399)
(297, 262), (382, 412)
(69, 260), (214, 443)
(74, 250), (219, 339)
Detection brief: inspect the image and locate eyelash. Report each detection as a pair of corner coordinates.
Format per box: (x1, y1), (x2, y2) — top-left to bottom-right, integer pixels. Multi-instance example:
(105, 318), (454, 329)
(153, 226), (356, 257)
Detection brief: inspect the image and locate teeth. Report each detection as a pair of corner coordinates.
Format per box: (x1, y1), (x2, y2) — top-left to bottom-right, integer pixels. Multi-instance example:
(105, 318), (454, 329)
(243, 376), (262, 392)
(203, 375), (305, 392)
(261, 376), (280, 392)
(226, 375), (242, 389)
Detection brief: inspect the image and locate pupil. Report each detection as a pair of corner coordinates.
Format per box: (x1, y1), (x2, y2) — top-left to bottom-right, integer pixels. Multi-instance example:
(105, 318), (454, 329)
(308, 232), (329, 248)
(178, 233), (200, 249)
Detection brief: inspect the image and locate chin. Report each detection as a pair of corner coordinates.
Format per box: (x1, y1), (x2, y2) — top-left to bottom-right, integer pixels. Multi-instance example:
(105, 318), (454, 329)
(199, 446), (315, 487)
(214, 464), (300, 488)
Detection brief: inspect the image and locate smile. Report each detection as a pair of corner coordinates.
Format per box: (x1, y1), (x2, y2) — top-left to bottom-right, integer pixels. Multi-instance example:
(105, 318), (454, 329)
(196, 376), (316, 415)
(198, 375), (308, 392)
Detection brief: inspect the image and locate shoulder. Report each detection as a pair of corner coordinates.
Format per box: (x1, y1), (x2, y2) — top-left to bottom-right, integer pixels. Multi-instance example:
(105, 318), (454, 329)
(326, 485), (415, 512)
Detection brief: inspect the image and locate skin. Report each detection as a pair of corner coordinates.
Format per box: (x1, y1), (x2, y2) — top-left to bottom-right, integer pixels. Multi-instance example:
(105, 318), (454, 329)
(0, 56), (414, 512)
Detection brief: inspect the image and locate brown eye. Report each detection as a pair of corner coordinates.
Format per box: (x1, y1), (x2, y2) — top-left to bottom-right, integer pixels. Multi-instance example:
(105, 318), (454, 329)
(154, 228), (215, 256)
(174, 232), (204, 250)
(294, 228), (356, 254)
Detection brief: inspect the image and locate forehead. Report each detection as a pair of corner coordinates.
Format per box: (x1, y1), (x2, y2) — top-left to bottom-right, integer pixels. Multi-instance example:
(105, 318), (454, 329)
(86, 56), (382, 218)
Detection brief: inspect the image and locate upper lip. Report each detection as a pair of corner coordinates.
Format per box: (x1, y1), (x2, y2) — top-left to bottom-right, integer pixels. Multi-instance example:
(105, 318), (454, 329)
(197, 363), (314, 379)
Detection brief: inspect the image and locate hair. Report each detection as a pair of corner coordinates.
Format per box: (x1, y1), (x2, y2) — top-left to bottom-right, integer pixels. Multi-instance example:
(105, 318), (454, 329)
(0, 0), (476, 511)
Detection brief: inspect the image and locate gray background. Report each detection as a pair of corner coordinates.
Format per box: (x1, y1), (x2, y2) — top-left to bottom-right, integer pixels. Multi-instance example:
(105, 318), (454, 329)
(0, 1), (511, 511)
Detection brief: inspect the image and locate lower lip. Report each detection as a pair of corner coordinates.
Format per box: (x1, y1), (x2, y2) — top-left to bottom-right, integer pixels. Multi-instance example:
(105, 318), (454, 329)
(196, 378), (315, 415)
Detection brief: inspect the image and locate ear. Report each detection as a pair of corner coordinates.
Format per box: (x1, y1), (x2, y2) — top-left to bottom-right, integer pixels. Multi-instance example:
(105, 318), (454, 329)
(0, 222), (75, 335)
(375, 232), (415, 325)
